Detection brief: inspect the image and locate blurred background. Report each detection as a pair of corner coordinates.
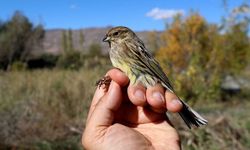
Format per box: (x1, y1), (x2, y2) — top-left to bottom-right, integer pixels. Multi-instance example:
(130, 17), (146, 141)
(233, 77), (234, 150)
(0, 0), (249, 149)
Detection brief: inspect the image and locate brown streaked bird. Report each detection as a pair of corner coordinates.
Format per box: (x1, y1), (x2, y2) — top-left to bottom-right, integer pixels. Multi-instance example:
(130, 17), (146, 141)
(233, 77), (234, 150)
(100, 26), (207, 129)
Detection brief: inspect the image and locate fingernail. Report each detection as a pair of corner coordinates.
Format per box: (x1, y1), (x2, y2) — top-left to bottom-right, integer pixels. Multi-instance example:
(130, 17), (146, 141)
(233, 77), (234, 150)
(171, 99), (182, 107)
(152, 92), (164, 103)
(134, 90), (145, 100)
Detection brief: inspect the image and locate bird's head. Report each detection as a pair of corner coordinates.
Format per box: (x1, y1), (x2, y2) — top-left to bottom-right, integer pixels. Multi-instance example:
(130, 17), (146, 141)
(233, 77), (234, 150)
(103, 26), (136, 46)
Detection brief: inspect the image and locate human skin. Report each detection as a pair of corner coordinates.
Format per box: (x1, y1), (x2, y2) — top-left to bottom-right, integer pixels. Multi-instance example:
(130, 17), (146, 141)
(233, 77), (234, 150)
(82, 69), (183, 150)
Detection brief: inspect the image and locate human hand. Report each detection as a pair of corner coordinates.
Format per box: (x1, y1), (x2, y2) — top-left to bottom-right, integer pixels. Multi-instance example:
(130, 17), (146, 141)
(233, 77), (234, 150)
(82, 69), (182, 150)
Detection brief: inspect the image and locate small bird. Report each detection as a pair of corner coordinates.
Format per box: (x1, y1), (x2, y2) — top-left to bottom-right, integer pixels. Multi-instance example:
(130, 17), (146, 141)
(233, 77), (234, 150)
(100, 26), (207, 129)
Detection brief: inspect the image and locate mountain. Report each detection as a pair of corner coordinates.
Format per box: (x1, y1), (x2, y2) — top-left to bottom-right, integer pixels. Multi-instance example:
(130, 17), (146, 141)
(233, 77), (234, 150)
(42, 27), (160, 55)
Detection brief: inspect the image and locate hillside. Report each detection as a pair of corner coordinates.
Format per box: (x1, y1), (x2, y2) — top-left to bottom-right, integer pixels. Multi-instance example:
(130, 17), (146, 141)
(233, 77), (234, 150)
(42, 27), (159, 55)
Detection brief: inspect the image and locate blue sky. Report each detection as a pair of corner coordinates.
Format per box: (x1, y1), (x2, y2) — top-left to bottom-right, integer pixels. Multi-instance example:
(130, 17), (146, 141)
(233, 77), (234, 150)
(0, 0), (248, 31)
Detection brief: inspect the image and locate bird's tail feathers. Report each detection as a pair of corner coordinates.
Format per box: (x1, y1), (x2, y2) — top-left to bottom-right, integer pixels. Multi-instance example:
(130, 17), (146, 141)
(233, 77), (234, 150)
(178, 99), (207, 129)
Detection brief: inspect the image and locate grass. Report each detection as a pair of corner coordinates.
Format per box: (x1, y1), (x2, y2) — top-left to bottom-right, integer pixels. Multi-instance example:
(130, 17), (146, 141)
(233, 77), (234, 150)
(178, 101), (250, 150)
(0, 66), (109, 149)
(0, 67), (249, 150)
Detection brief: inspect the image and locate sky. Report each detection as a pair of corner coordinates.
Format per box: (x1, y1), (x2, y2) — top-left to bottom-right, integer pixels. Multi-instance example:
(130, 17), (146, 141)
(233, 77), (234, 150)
(0, 0), (248, 31)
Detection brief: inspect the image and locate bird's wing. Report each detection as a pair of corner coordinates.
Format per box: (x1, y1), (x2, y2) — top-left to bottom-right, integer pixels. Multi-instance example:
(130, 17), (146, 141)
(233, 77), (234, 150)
(125, 39), (175, 92)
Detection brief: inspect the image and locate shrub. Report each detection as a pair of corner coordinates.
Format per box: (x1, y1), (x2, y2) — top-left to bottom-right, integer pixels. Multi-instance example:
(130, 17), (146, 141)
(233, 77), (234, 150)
(27, 53), (59, 69)
(56, 51), (83, 70)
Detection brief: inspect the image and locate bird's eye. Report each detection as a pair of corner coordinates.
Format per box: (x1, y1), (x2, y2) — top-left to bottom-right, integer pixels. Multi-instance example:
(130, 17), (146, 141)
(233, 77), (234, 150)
(113, 32), (119, 36)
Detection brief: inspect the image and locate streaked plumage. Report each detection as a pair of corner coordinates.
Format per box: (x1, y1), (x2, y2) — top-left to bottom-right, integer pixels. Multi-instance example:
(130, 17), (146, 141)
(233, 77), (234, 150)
(102, 26), (207, 128)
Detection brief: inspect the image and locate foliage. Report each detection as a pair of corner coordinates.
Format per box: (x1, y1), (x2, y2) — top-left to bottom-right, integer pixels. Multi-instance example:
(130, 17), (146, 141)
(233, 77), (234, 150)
(62, 30), (68, 52)
(56, 51), (83, 70)
(10, 61), (27, 71)
(222, 2), (250, 74)
(59, 29), (87, 70)
(68, 29), (74, 51)
(88, 42), (102, 57)
(0, 11), (45, 70)
(156, 9), (250, 102)
(61, 29), (75, 52)
(79, 31), (85, 50)
(27, 53), (59, 69)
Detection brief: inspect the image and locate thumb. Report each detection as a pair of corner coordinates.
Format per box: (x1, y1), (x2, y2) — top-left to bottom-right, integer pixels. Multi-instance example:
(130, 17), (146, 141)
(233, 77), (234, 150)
(87, 80), (123, 128)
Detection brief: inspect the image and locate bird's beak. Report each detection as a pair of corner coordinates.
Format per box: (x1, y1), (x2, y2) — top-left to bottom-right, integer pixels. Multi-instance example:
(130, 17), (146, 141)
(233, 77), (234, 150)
(102, 35), (110, 42)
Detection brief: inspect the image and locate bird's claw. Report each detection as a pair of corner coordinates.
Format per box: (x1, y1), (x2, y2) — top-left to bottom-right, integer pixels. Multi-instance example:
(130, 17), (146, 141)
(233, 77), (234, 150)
(96, 76), (112, 90)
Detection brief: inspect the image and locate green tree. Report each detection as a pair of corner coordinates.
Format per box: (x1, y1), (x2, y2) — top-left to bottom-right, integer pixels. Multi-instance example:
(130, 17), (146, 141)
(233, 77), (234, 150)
(222, 2), (250, 74)
(79, 31), (85, 50)
(68, 29), (74, 51)
(61, 30), (68, 52)
(56, 51), (82, 70)
(61, 29), (75, 53)
(0, 11), (44, 70)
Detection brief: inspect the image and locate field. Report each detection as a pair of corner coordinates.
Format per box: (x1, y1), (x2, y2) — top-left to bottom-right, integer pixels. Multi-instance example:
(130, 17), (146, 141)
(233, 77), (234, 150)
(0, 67), (250, 150)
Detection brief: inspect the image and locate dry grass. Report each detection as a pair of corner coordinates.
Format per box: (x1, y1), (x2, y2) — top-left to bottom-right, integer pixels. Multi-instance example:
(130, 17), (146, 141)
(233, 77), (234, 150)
(176, 101), (250, 150)
(0, 67), (108, 149)
(0, 67), (249, 150)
